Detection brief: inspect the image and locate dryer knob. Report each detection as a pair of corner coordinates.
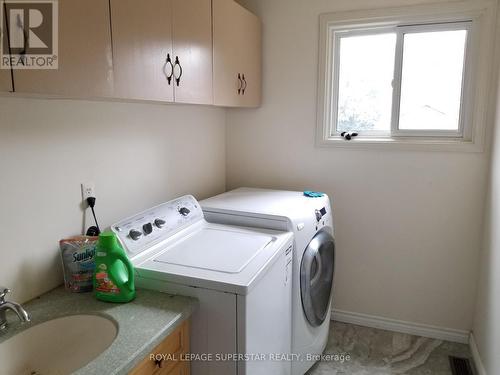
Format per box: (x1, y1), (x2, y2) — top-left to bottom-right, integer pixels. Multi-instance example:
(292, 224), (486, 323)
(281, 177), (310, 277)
(315, 210), (322, 222)
(179, 207), (190, 216)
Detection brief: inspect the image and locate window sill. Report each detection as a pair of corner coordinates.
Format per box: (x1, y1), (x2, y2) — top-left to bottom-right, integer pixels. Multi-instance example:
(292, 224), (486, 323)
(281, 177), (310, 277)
(316, 136), (483, 152)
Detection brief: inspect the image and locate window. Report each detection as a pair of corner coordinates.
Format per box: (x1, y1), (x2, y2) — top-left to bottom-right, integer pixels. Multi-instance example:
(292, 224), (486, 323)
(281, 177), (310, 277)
(335, 24), (468, 136)
(397, 27), (468, 133)
(336, 32), (396, 134)
(317, 2), (497, 151)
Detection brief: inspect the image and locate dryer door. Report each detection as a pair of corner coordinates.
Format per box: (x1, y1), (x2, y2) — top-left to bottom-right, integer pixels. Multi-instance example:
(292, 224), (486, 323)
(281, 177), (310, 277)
(300, 230), (335, 327)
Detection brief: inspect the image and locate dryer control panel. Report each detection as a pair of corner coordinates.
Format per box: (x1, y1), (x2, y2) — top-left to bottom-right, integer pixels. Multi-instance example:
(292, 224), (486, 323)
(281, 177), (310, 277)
(315, 207), (327, 222)
(111, 195), (204, 256)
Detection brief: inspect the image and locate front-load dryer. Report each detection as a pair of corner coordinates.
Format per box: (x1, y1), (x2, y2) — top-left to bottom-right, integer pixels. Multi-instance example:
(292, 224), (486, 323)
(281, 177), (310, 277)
(201, 188), (335, 375)
(112, 195), (293, 375)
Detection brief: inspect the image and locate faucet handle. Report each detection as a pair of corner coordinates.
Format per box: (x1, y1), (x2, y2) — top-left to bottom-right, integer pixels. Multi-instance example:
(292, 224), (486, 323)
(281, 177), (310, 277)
(0, 287), (11, 302)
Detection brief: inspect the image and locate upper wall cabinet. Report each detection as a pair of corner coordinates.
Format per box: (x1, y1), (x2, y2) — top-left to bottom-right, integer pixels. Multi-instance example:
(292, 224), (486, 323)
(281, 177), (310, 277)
(213, 0), (262, 107)
(11, 0), (113, 98)
(111, 0), (213, 105)
(0, 0), (261, 107)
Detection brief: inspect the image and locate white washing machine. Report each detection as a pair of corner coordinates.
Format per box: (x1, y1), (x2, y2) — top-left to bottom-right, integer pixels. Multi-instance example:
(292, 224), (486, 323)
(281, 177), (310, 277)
(201, 188), (335, 375)
(111, 195), (293, 375)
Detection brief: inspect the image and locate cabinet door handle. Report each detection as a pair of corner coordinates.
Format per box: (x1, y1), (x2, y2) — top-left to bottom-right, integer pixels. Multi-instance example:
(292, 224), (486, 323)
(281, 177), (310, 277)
(237, 73), (242, 95)
(241, 74), (247, 95)
(174, 56), (183, 86)
(164, 53), (174, 85)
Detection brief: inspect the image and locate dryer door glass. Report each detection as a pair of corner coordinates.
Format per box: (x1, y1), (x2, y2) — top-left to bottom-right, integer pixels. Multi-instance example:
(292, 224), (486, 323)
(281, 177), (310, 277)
(300, 230), (335, 327)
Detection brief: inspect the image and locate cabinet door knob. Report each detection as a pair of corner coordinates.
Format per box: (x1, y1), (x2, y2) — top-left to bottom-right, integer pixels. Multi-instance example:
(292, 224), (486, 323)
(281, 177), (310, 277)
(164, 53), (174, 85)
(174, 56), (183, 86)
(241, 74), (247, 95)
(154, 358), (164, 368)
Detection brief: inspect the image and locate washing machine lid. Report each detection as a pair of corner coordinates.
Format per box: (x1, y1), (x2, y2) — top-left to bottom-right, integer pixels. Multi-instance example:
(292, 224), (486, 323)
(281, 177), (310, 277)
(153, 226), (273, 273)
(135, 221), (293, 295)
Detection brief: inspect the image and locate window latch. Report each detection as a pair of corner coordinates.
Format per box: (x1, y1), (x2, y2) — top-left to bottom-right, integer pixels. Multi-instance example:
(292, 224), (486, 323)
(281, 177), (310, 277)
(341, 132), (358, 141)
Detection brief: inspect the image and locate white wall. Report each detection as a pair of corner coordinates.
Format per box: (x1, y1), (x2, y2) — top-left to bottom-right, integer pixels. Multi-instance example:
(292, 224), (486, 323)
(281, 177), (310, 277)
(473, 105), (500, 373)
(0, 98), (226, 303)
(472, 10), (500, 373)
(228, 0), (494, 331)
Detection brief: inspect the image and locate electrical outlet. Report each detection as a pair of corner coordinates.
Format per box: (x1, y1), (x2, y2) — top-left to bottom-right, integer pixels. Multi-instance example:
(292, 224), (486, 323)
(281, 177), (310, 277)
(81, 183), (96, 200)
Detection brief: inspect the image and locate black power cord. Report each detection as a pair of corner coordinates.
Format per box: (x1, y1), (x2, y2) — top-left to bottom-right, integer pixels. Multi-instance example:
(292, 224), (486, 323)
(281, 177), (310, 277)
(85, 197), (101, 236)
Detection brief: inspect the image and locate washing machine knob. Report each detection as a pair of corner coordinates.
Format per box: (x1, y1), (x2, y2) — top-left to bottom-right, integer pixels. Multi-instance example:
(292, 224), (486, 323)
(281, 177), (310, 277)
(142, 223), (153, 235)
(179, 207), (190, 216)
(129, 229), (142, 241)
(154, 218), (166, 228)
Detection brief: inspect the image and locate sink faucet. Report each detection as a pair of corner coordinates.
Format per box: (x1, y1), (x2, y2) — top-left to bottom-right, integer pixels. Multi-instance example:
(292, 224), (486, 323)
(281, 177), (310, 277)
(0, 287), (30, 331)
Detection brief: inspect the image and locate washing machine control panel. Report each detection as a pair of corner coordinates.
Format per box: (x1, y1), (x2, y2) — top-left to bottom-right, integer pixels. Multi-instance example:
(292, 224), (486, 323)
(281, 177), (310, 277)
(111, 195), (204, 256)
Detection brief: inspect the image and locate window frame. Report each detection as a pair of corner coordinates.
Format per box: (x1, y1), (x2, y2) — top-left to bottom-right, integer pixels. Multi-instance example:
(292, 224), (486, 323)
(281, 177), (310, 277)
(316, 1), (498, 152)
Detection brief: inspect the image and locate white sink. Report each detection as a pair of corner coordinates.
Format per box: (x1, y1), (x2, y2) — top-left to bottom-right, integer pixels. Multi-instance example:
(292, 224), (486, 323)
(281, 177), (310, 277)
(0, 314), (118, 375)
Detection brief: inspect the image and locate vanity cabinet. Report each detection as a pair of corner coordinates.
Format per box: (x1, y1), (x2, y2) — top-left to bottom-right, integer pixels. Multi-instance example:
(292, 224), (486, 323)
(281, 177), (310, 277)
(130, 320), (190, 375)
(213, 0), (262, 107)
(111, 0), (213, 105)
(11, 0), (114, 98)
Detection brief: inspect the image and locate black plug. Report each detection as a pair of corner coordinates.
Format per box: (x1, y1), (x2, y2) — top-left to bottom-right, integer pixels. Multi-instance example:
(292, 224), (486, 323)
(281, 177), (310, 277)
(86, 226), (100, 236)
(86, 196), (96, 208)
(85, 196), (100, 236)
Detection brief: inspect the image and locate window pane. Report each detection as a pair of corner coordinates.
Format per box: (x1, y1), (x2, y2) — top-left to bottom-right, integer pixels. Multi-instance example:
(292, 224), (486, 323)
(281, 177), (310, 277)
(399, 29), (467, 131)
(336, 33), (396, 133)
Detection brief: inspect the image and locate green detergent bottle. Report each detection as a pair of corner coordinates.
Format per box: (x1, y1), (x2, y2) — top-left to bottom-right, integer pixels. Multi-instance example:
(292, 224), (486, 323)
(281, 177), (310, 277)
(93, 231), (136, 303)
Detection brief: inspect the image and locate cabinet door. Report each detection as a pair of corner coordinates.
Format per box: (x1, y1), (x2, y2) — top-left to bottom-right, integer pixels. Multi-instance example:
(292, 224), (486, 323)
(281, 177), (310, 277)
(238, 9), (261, 107)
(111, 0), (174, 102)
(171, 0), (212, 105)
(213, 0), (261, 108)
(0, 0), (12, 92)
(12, 0), (113, 97)
(130, 320), (190, 375)
(163, 361), (190, 375)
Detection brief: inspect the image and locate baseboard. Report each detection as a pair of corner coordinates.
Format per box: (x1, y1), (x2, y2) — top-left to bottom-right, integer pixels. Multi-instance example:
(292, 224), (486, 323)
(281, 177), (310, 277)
(469, 332), (487, 375)
(332, 308), (469, 344)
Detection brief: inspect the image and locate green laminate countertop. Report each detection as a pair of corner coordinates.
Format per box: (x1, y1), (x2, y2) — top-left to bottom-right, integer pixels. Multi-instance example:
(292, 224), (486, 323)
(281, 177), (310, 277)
(0, 286), (198, 375)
